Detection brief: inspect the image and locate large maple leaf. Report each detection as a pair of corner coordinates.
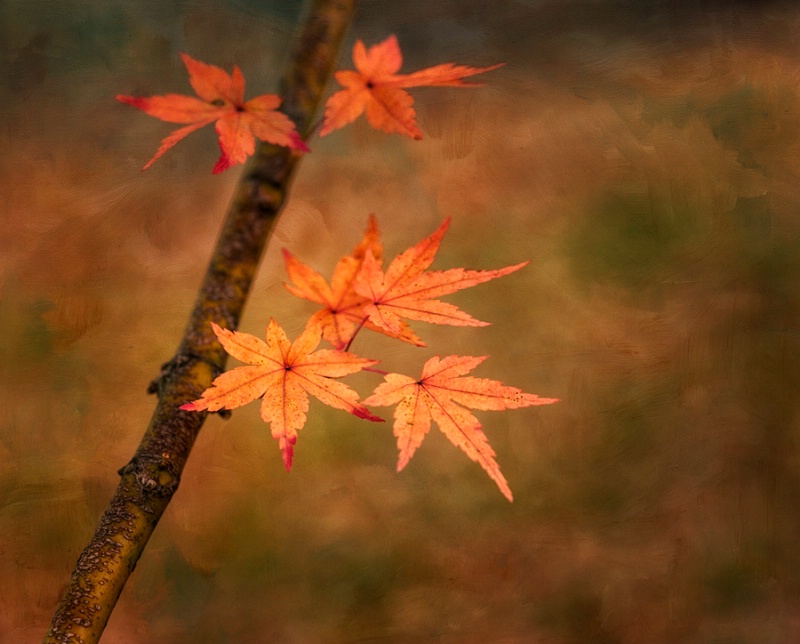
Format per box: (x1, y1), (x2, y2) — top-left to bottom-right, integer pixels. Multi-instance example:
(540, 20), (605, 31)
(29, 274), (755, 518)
(180, 320), (383, 469)
(117, 53), (309, 174)
(352, 217), (527, 346)
(320, 35), (503, 139)
(363, 355), (559, 501)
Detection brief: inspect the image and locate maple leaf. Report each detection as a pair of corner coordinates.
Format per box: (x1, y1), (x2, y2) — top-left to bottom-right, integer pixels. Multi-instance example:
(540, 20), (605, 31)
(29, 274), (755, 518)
(116, 53), (309, 174)
(320, 35), (503, 139)
(180, 320), (383, 469)
(283, 214), (421, 349)
(283, 214), (383, 350)
(352, 217), (528, 346)
(363, 355), (559, 501)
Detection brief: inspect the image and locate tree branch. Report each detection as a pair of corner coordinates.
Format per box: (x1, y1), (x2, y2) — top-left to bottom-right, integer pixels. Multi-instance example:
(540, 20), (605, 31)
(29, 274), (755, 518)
(44, 1), (355, 641)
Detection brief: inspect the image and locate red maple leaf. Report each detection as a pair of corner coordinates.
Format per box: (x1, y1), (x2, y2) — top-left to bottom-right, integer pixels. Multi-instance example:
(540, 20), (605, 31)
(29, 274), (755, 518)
(363, 355), (560, 501)
(117, 53), (309, 174)
(320, 35), (503, 139)
(180, 320), (382, 469)
(352, 217), (527, 346)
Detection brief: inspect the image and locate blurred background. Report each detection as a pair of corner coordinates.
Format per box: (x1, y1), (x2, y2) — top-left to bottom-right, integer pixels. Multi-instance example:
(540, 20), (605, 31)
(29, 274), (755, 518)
(3, 0), (800, 641)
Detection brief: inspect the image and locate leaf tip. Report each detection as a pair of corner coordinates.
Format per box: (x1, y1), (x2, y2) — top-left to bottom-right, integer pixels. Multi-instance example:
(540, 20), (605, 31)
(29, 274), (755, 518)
(212, 154), (231, 174)
(535, 396), (561, 405)
(281, 438), (296, 471)
(355, 407), (385, 423)
(501, 262), (529, 278)
(116, 94), (146, 110)
(290, 131), (311, 153)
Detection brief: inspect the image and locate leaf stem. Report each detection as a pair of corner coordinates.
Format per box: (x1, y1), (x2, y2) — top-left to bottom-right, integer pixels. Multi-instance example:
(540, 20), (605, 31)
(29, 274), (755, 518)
(343, 315), (369, 352)
(363, 365), (389, 376)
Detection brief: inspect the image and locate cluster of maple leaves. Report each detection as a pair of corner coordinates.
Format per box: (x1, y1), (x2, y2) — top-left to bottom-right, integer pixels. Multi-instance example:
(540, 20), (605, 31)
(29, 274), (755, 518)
(119, 36), (559, 501)
(116, 35), (501, 172)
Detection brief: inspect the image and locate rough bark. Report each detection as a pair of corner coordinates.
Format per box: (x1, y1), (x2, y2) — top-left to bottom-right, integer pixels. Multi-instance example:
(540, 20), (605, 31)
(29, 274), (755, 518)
(44, 1), (356, 641)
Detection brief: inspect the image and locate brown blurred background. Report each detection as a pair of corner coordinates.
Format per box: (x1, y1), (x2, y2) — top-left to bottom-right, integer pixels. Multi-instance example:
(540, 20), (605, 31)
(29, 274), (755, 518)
(3, 0), (800, 641)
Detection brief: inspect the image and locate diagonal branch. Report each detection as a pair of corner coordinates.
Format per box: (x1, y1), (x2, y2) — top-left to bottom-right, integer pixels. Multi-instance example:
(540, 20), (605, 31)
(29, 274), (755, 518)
(44, 1), (356, 641)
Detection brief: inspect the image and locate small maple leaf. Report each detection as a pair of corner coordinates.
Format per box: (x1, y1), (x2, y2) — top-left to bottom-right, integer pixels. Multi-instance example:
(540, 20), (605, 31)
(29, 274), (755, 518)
(352, 217), (527, 346)
(180, 320), (383, 469)
(363, 355), (559, 501)
(117, 53), (309, 174)
(320, 35), (503, 139)
(283, 214), (383, 350)
(283, 214), (420, 349)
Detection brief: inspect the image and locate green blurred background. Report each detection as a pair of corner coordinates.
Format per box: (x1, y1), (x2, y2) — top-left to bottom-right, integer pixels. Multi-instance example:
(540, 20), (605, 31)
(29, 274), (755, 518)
(3, 0), (800, 641)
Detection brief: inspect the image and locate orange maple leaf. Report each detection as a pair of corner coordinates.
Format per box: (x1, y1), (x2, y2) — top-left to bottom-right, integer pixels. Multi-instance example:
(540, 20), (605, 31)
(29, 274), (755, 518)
(320, 35), (503, 139)
(117, 53), (309, 174)
(352, 217), (527, 346)
(283, 215), (419, 349)
(363, 355), (559, 502)
(180, 320), (383, 469)
(283, 214), (383, 350)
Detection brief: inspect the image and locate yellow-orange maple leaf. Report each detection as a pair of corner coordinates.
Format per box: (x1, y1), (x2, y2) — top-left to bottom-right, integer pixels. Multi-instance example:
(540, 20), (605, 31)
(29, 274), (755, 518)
(363, 355), (559, 502)
(352, 217), (527, 346)
(117, 53), (309, 174)
(320, 35), (503, 139)
(180, 320), (382, 469)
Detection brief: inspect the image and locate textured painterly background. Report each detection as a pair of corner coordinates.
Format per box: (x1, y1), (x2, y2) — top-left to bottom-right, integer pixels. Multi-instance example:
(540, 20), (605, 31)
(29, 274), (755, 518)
(3, 1), (800, 642)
